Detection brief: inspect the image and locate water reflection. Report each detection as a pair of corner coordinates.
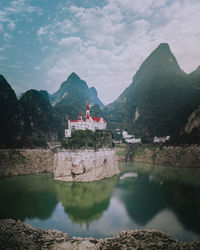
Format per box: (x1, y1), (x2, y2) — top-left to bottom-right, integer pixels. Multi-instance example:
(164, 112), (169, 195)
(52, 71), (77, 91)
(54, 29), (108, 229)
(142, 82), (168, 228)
(0, 174), (57, 221)
(54, 176), (117, 226)
(118, 162), (200, 236)
(0, 163), (200, 241)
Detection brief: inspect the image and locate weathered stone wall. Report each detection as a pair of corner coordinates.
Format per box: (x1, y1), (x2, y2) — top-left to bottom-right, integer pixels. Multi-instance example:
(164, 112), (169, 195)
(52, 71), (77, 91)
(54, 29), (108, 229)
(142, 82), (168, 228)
(53, 148), (119, 182)
(133, 145), (200, 167)
(0, 148), (119, 181)
(0, 149), (54, 177)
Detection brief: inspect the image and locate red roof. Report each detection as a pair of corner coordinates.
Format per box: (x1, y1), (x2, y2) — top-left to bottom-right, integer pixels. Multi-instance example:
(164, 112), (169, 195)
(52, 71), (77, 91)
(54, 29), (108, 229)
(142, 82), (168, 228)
(92, 117), (101, 122)
(92, 117), (107, 123)
(71, 120), (78, 122)
(86, 104), (90, 110)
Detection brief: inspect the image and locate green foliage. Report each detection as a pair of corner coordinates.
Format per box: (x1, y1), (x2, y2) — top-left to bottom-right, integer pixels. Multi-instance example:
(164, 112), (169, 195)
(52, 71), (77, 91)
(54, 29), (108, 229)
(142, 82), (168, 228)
(115, 145), (129, 156)
(104, 43), (200, 140)
(61, 130), (113, 149)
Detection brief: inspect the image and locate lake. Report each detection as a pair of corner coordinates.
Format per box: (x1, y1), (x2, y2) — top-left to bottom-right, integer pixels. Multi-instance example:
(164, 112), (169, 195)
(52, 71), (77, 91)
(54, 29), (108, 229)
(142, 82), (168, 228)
(0, 162), (200, 242)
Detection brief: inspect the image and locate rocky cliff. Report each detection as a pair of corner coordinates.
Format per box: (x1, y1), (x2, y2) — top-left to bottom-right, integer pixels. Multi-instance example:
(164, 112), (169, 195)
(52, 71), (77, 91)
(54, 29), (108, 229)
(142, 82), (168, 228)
(53, 148), (119, 182)
(0, 219), (199, 249)
(0, 148), (119, 182)
(133, 145), (200, 167)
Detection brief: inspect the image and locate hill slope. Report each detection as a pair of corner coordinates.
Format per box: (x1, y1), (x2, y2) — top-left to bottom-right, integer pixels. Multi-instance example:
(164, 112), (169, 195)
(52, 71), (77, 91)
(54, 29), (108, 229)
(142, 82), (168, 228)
(104, 43), (200, 139)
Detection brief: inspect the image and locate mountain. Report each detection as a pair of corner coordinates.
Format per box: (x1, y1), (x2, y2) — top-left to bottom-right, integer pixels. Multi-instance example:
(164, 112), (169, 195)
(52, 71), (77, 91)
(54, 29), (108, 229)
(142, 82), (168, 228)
(104, 43), (200, 139)
(19, 90), (58, 144)
(0, 76), (59, 147)
(51, 73), (104, 138)
(51, 72), (103, 108)
(0, 75), (21, 146)
(89, 87), (104, 107)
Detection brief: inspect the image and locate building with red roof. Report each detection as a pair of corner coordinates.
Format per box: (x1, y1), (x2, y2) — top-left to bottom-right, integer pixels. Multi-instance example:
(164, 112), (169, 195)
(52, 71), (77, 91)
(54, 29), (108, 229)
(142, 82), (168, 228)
(65, 104), (107, 137)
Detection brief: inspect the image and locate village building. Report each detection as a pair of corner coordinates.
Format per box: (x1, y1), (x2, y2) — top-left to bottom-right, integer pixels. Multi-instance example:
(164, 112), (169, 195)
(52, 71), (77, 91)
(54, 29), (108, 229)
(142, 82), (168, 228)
(122, 130), (141, 144)
(65, 104), (107, 137)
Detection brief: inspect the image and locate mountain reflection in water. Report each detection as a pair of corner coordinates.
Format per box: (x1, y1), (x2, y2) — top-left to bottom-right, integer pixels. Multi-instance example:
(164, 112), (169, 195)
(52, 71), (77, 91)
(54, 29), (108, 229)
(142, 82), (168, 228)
(0, 162), (200, 241)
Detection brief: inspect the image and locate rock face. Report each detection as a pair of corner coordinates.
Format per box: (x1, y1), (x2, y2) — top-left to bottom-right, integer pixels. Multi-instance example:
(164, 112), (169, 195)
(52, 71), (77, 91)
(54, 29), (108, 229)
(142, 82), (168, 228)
(0, 219), (199, 249)
(0, 149), (54, 177)
(0, 148), (119, 182)
(133, 145), (200, 167)
(53, 149), (119, 182)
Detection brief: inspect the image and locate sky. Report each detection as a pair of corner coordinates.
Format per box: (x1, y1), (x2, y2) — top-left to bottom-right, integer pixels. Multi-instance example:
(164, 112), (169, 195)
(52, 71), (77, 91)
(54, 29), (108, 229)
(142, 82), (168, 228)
(0, 0), (200, 104)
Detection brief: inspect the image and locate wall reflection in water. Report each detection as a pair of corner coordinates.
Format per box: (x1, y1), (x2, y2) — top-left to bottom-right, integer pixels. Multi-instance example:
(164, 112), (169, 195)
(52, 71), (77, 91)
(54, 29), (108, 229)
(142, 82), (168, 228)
(0, 162), (200, 241)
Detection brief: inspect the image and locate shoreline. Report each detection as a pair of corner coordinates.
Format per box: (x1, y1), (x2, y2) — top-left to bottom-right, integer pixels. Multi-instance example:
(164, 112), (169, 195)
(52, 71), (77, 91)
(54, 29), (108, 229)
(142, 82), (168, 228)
(0, 148), (119, 181)
(115, 144), (200, 168)
(0, 219), (199, 249)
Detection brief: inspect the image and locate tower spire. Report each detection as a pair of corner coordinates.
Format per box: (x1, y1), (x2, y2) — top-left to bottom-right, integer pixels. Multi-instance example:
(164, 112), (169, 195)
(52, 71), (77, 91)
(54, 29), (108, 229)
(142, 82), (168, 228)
(86, 104), (90, 119)
(79, 111), (82, 121)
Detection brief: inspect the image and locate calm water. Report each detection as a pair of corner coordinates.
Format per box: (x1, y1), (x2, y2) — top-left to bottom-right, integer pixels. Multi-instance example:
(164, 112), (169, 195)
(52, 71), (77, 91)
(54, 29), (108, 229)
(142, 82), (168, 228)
(0, 162), (200, 241)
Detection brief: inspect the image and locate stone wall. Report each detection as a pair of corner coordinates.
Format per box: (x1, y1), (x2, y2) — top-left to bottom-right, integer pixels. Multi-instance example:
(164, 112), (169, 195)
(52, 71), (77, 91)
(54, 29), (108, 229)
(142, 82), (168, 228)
(53, 148), (119, 182)
(0, 149), (54, 177)
(133, 145), (200, 167)
(0, 148), (119, 181)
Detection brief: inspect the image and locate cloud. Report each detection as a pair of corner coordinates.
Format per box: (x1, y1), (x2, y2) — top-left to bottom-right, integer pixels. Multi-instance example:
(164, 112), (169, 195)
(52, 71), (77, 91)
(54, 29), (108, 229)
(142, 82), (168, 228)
(7, 21), (16, 31)
(2, 0), (200, 104)
(4, 0), (42, 15)
(0, 0), (42, 39)
(58, 36), (82, 48)
(40, 0), (200, 104)
(0, 55), (6, 60)
(37, 26), (48, 36)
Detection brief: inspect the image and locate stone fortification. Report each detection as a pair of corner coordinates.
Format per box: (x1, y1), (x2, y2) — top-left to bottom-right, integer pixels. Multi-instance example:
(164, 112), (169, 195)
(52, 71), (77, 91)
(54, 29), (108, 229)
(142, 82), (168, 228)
(54, 148), (119, 182)
(0, 148), (119, 182)
(0, 149), (54, 177)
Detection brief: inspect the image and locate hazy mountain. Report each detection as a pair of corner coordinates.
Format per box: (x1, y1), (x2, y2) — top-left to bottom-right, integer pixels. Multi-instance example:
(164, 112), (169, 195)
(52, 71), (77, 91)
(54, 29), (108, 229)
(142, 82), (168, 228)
(89, 87), (104, 107)
(104, 43), (200, 139)
(51, 72), (103, 108)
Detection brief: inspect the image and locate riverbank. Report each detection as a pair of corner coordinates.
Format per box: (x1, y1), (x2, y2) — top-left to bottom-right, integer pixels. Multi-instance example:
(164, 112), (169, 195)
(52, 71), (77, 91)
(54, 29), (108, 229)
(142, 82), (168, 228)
(115, 144), (200, 167)
(0, 219), (199, 249)
(0, 148), (119, 181)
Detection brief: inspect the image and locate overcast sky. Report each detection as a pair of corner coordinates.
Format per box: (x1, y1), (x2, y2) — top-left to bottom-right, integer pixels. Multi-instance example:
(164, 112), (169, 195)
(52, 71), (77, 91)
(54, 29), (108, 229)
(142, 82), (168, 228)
(0, 0), (200, 104)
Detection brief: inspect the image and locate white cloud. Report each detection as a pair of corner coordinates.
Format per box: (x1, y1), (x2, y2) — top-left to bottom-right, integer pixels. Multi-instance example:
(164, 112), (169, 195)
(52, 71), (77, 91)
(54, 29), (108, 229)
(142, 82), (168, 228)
(58, 36), (82, 47)
(37, 26), (47, 36)
(35, 66), (41, 70)
(7, 21), (16, 31)
(42, 0), (200, 104)
(0, 0), (42, 36)
(0, 55), (6, 60)
(2, 0), (200, 104)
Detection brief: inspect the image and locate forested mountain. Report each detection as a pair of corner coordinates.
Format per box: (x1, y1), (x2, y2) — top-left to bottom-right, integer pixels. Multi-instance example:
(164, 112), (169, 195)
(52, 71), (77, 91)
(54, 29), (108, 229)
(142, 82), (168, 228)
(1, 43), (200, 147)
(0, 73), (104, 147)
(104, 43), (200, 140)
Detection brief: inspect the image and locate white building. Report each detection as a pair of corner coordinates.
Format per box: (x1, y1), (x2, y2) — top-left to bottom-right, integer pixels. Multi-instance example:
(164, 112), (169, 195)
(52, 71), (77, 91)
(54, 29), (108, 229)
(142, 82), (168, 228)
(65, 104), (107, 137)
(122, 130), (141, 144)
(153, 136), (170, 143)
(126, 138), (141, 144)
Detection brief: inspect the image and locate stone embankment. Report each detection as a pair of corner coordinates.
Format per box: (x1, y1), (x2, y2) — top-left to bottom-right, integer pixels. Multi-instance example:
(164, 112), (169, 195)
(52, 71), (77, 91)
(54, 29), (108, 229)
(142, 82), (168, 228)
(115, 144), (200, 167)
(133, 145), (200, 167)
(0, 219), (199, 250)
(54, 148), (119, 182)
(0, 148), (119, 181)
